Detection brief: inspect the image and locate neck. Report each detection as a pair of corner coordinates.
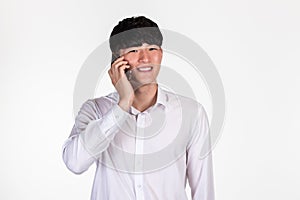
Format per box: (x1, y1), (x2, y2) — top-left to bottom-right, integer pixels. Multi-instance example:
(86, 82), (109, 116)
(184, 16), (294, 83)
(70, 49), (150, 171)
(132, 83), (158, 112)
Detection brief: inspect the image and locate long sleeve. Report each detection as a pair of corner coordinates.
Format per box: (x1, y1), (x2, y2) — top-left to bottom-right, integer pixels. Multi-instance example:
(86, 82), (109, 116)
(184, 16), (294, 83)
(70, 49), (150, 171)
(62, 99), (131, 174)
(186, 105), (215, 200)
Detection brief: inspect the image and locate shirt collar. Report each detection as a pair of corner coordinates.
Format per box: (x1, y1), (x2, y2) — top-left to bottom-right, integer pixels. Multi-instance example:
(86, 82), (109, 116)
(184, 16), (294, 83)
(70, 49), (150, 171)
(129, 85), (168, 115)
(156, 85), (168, 108)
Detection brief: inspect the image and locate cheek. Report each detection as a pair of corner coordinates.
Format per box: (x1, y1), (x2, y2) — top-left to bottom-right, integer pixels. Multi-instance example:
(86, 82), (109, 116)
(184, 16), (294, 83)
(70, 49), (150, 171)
(154, 52), (163, 63)
(123, 55), (138, 66)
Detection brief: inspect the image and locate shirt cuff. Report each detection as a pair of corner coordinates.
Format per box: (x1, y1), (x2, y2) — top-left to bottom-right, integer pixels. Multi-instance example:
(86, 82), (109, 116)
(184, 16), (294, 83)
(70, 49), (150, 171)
(99, 104), (132, 137)
(79, 104), (132, 158)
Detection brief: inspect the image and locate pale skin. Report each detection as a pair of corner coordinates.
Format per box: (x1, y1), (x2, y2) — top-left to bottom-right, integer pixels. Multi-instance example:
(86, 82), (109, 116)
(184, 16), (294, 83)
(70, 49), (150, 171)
(108, 43), (163, 112)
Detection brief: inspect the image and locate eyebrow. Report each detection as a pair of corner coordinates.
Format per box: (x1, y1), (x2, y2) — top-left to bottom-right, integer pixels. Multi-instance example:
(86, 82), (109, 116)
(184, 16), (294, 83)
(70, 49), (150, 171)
(125, 45), (159, 51)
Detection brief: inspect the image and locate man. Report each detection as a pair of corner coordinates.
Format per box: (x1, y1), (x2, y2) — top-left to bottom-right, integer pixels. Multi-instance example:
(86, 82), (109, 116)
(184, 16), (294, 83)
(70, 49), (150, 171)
(63, 16), (215, 200)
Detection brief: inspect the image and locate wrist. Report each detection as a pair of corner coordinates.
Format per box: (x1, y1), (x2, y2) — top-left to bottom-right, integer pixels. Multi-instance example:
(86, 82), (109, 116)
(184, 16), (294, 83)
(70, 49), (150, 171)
(118, 99), (132, 112)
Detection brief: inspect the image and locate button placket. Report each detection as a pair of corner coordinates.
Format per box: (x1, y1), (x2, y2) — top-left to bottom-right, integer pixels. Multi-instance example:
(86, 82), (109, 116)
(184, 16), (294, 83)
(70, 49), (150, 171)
(134, 113), (144, 200)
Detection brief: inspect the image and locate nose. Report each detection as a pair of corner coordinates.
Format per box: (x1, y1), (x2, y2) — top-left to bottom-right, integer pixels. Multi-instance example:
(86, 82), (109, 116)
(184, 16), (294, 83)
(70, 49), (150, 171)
(138, 49), (150, 63)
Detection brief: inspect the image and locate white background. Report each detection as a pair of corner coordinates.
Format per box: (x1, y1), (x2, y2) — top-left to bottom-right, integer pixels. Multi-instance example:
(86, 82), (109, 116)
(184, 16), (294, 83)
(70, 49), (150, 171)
(1, 0), (300, 199)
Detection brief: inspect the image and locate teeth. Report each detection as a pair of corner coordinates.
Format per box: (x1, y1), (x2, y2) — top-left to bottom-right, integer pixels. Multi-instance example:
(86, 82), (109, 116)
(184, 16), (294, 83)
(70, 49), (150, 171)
(138, 67), (152, 71)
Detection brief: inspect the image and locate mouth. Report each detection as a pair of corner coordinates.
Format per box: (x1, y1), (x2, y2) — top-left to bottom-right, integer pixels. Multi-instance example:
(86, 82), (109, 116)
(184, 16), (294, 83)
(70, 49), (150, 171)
(137, 66), (153, 72)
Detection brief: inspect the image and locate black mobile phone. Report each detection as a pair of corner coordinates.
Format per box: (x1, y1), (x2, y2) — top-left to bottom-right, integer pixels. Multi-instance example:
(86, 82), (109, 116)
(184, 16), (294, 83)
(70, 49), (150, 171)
(125, 67), (133, 81)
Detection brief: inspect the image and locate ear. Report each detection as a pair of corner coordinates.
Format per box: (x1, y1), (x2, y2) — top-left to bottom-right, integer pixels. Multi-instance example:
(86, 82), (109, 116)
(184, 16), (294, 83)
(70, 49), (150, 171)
(111, 52), (119, 64)
(111, 54), (115, 64)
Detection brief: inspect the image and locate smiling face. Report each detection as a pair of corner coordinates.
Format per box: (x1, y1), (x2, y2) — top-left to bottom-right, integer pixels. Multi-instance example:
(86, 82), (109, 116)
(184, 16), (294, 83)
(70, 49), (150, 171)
(119, 43), (163, 86)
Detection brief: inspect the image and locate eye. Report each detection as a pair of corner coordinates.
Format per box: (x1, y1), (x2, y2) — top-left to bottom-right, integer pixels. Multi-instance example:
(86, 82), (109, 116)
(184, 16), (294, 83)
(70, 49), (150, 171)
(128, 49), (138, 53)
(149, 46), (160, 51)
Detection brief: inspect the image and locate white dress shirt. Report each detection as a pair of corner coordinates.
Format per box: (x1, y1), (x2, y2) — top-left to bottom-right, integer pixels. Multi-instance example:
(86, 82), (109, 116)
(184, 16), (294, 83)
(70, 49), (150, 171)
(62, 86), (215, 200)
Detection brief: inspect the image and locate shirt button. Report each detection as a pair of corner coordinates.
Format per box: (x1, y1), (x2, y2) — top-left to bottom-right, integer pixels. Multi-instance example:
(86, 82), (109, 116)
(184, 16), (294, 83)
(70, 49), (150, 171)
(137, 184), (142, 189)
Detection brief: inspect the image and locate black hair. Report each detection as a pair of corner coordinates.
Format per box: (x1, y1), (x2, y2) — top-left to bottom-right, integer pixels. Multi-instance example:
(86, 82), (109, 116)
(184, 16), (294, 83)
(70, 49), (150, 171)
(109, 16), (163, 63)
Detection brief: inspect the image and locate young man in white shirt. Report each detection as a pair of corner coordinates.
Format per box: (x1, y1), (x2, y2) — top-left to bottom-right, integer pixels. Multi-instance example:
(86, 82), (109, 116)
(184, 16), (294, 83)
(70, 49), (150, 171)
(63, 16), (215, 200)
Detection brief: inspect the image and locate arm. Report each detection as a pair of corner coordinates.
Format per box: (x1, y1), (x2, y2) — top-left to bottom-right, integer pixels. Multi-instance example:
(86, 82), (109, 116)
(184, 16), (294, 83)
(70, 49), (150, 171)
(62, 99), (131, 174)
(63, 55), (134, 174)
(63, 54), (134, 174)
(186, 105), (215, 200)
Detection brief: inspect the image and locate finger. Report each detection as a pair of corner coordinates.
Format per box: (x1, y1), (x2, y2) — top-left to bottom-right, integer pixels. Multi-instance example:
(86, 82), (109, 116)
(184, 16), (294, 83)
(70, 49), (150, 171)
(118, 65), (130, 75)
(112, 61), (128, 75)
(113, 60), (128, 69)
(111, 56), (125, 66)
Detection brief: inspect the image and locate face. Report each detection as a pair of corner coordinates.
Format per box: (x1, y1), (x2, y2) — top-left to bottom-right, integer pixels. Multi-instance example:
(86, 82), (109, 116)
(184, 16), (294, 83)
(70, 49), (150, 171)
(119, 43), (163, 85)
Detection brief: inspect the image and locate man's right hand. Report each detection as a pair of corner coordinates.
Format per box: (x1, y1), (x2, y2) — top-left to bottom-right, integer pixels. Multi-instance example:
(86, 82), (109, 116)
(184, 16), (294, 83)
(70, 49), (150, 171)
(108, 56), (134, 111)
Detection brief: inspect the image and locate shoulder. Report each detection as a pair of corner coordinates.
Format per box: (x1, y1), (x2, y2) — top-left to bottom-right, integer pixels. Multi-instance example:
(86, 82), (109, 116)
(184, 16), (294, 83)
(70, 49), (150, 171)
(161, 88), (204, 114)
(80, 92), (119, 116)
(93, 92), (119, 106)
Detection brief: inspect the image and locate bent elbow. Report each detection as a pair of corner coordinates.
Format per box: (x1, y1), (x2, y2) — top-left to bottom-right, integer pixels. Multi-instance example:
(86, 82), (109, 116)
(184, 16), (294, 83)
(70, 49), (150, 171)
(62, 149), (88, 175)
(63, 156), (88, 175)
